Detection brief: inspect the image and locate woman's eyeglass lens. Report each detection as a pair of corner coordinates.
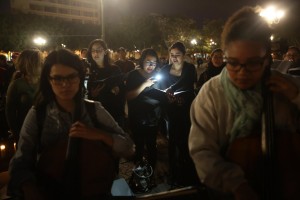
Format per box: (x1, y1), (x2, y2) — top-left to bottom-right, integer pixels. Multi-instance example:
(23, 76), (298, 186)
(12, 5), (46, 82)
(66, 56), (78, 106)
(145, 61), (157, 67)
(49, 73), (79, 85)
(91, 48), (104, 54)
(225, 57), (265, 72)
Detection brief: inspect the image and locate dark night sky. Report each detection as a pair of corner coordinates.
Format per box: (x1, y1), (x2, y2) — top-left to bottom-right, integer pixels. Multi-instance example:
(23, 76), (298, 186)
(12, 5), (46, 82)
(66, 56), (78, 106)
(105, 0), (299, 25)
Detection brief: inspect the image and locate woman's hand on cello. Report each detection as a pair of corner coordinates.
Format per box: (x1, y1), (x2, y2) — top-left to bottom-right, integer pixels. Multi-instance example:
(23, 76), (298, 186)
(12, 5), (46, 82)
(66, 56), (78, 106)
(69, 121), (113, 146)
(69, 121), (108, 141)
(234, 182), (259, 200)
(267, 72), (299, 101)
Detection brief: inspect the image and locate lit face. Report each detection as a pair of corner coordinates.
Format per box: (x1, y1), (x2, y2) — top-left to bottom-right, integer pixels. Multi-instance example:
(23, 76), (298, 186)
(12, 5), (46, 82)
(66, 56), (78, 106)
(118, 50), (126, 60)
(284, 49), (300, 62)
(49, 64), (80, 102)
(143, 55), (157, 74)
(211, 52), (224, 67)
(91, 43), (106, 65)
(170, 48), (184, 66)
(225, 40), (268, 90)
(80, 50), (87, 59)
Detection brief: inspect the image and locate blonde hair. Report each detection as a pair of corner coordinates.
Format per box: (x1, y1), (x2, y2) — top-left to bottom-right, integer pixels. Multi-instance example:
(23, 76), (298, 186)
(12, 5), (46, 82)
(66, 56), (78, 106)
(16, 49), (44, 84)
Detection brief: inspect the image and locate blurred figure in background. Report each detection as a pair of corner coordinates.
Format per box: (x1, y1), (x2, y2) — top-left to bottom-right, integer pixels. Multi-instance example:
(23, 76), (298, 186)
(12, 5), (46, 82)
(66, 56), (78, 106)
(283, 46), (300, 63)
(80, 48), (90, 75)
(0, 54), (11, 138)
(5, 49), (44, 145)
(273, 46), (300, 74)
(285, 46), (300, 75)
(114, 47), (135, 74)
(195, 48), (226, 93)
(0, 54), (10, 91)
(7, 52), (20, 80)
(80, 48), (88, 60)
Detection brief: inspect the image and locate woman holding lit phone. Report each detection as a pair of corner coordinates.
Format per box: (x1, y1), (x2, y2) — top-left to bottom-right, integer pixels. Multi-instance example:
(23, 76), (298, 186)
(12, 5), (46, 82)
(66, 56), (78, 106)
(126, 48), (161, 185)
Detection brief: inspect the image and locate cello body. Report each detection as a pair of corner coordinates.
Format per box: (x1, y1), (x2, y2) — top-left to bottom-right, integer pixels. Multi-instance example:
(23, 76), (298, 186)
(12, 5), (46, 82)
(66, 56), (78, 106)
(34, 100), (117, 199)
(227, 80), (300, 200)
(227, 131), (300, 200)
(36, 138), (116, 199)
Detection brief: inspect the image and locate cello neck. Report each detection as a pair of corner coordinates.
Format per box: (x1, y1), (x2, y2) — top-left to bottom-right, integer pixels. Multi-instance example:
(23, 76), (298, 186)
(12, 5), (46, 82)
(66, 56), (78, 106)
(66, 101), (82, 160)
(261, 67), (276, 200)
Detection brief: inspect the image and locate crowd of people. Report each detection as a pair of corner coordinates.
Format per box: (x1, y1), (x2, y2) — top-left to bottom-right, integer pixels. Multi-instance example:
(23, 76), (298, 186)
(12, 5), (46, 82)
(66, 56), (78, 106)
(0, 5), (300, 200)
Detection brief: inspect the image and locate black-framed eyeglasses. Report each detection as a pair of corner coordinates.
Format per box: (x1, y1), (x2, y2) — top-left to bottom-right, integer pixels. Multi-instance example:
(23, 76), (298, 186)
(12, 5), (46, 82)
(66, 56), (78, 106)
(225, 56), (266, 72)
(144, 61), (157, 67)
(91, 48), (104, 54)
(49, 73), (79, 86)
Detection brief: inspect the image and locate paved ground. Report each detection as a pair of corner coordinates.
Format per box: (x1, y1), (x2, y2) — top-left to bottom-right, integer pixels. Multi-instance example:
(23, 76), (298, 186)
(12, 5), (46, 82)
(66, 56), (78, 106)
(112, 132), (205, 199)
(118, 132), (172, 196)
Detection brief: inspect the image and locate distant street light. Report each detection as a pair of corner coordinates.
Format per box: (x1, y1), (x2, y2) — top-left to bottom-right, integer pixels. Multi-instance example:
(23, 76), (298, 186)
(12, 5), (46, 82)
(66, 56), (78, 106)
(209, 39), (217, 47)
(33, 37), (46, 50)
(259, 5), (285, 24)
(190, 39), (197, 53)
(191, 39), (197, 45)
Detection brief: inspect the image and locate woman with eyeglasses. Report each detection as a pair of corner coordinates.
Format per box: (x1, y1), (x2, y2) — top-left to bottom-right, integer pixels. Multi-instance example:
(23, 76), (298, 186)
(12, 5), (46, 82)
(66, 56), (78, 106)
(155, 41), (199, 188)
(189, 7), (300, 200)
(126, 48), (161, 189)
(86, 39), (126, 130)
(7, 49), (134, 199)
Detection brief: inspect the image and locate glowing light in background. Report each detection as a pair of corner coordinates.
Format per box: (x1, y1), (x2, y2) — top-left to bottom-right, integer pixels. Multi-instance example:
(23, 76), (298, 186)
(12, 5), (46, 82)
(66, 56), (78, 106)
(191, 39), (197, 45)
(259, 5), (285, 24)
(33, 37), (46, 46)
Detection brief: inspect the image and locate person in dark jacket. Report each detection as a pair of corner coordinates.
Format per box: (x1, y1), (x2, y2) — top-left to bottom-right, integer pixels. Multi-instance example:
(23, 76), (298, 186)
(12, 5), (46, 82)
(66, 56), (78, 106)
(126, 48), (161, 172)
(156, 42), (199, 188)
(86, 39), (126, 129)
(195, 48), (226, 93)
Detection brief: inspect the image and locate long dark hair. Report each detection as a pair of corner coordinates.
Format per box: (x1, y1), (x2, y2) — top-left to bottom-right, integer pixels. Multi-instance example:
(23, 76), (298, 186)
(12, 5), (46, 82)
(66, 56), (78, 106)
(87, 39), (110, 68)
(34, 49), (85, 113)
